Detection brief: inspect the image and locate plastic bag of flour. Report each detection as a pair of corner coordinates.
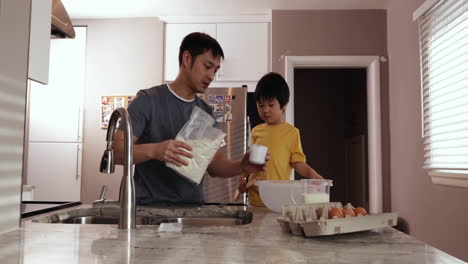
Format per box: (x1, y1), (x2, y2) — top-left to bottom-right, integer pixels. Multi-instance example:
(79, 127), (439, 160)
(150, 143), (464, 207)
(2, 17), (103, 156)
(166, 106), (226, 184)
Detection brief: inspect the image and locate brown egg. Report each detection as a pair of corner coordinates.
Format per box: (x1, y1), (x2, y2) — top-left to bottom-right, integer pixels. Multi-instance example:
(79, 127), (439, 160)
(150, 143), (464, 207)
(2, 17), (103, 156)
(328, 207), (344, 219)
(344, 203), (355, 210)
(354, 207), (368, 216)
(342, 208), (356, 217)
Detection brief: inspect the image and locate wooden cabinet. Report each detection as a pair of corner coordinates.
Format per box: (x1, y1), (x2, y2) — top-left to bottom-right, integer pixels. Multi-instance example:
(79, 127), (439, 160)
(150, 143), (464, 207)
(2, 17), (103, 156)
(164, 22), (269, 83)
(28, 0), (52, 84)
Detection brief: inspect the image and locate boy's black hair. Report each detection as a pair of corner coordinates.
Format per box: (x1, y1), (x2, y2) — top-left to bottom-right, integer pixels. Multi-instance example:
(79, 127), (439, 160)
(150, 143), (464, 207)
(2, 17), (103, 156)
(254, 72), (290, 109)
(178, 32), (224, 68)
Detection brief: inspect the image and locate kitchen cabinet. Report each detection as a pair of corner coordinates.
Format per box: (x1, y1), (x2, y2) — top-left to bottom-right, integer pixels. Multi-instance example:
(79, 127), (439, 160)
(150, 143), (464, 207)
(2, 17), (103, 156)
(26, 142), (81, 201)
(164, 22), (269, 82)
(26, 27), (87, 202)
(28, 0), (52, 84)
(215, 23), (269, 81)
(164, 24), (217, 81)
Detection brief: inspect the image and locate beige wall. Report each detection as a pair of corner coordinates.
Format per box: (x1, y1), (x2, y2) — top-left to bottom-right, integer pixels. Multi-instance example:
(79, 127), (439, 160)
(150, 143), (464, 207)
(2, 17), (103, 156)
(272, 6), (467, 262)
(272, 10), (388, 72)
(387, 0), (468, 261)
(0, 0), (31, 233)
(271, 9), (391, 211)
(73, 18), (164, 204)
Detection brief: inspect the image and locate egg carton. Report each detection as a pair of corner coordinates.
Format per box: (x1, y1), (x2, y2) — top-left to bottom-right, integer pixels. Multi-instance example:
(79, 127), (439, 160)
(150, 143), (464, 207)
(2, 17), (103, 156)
(277, 202), (398, 237)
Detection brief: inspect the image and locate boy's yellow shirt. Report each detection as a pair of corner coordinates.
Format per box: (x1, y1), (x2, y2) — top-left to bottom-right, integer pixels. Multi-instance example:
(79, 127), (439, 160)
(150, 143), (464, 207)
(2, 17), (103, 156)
(248, 122), (306, 207)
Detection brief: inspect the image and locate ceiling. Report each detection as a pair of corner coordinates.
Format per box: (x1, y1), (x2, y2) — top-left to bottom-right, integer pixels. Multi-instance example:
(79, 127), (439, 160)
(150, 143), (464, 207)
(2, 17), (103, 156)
(62, 0), (390, 19)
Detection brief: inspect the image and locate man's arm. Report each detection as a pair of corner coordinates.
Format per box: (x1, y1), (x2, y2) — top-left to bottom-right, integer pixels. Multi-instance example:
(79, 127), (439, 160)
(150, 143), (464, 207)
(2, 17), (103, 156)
(206, 151), (242, 178)
(292, 162), (323, 179)
(207, 150), (267, 178)
(113, 130), (193, 166)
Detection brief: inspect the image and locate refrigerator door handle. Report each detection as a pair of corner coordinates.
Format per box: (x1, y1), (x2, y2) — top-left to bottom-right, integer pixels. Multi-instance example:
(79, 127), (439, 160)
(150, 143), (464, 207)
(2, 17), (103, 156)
(76, 144), (82, 180)
(77, 106), (83, 142)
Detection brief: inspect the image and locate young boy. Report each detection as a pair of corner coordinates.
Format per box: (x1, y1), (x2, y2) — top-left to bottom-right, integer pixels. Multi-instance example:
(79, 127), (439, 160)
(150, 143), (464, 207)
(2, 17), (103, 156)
(238, 72), (323, 207)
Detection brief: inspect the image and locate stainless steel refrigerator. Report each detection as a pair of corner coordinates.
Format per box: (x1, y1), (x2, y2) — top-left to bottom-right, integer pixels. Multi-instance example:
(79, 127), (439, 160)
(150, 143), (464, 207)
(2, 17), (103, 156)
(198, 87), (247, 204)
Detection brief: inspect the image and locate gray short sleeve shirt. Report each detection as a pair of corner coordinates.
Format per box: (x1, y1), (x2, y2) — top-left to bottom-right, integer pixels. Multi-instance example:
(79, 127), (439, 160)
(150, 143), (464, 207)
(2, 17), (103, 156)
(126, 84), (214, 206)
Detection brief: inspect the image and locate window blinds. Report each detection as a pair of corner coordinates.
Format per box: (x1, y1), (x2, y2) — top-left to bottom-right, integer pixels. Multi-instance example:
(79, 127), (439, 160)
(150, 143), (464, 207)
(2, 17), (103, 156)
(419, 0), (468, 173)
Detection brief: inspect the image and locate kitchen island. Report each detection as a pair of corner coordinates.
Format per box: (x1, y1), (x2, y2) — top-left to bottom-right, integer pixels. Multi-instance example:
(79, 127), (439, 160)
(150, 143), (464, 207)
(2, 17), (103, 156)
(0, 205), (464, 263)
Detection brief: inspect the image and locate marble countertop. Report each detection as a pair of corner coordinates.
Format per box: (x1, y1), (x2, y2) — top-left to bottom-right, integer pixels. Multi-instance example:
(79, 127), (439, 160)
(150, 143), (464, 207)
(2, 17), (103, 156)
(0, 205), (464, 264)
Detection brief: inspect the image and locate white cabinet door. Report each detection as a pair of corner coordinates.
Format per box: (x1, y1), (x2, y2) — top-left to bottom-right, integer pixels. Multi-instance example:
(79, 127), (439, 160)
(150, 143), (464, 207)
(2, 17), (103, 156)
(164, 24), (217, 81)
(28, 0), (52, 84)
(216, 23), (269, 81)
(26, 142), (81, 201)
(28, 27), (86, 142)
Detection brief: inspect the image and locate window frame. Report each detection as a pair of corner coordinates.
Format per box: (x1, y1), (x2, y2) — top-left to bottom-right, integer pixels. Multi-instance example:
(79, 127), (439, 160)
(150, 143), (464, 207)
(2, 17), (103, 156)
(415, 0), (468, 188)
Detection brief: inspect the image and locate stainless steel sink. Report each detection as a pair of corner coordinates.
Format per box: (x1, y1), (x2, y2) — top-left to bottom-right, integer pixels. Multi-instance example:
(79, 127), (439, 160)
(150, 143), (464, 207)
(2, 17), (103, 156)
(55, 215), (251, 226)
(31, 207), (253, 227)
(58, 216), (119, 224)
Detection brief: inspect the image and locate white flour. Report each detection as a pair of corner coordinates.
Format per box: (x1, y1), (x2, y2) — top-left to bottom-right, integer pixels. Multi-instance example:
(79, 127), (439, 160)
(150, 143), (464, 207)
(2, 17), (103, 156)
(166, 136), (222, 184)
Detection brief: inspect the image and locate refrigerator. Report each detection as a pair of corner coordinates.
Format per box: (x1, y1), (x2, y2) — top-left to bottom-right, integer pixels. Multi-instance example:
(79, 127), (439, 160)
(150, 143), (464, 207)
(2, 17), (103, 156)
(24, 27), (87, 202)
(198, 87), (248, 204)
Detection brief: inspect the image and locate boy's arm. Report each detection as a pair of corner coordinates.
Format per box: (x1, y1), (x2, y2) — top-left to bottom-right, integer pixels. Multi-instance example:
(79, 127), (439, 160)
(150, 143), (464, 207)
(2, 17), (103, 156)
(292, 162), (323, 179)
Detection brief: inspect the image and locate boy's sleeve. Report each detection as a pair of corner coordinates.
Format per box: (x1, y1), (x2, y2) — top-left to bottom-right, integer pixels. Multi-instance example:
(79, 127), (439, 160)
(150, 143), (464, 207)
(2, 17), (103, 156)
(290, 129), (306, 163)
(250, 126), (258, 145)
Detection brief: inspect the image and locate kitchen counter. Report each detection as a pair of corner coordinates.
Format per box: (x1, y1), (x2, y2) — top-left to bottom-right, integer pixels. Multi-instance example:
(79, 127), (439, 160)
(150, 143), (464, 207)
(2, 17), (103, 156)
(0, 205), (464, 263)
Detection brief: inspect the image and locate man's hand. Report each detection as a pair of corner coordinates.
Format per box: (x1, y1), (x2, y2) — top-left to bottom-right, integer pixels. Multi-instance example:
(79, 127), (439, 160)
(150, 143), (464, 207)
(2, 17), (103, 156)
(240, 151), (269, 174)
(153, 139), (193, 166)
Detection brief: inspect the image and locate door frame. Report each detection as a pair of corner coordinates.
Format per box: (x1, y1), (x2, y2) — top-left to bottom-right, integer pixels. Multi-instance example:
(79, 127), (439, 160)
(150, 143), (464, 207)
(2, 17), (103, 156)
(284, 55), (382, 213)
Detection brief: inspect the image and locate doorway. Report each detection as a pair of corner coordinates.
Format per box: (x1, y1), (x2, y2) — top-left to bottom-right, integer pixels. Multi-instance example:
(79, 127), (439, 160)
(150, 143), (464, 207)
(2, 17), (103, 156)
(284, 56), (382, 213)
(294, 68), (368, 208)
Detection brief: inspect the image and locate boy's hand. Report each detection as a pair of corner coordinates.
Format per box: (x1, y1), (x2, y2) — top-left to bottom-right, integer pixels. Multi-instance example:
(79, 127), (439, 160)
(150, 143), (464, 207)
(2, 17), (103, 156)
(237, 175), (257, 194)
(292, 162), (323, 179)
(238, 176), (248, 194)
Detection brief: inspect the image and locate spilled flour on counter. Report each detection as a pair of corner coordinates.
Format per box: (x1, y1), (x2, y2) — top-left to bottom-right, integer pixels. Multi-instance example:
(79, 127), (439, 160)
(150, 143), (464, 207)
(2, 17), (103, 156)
(158, 222), (183, 232)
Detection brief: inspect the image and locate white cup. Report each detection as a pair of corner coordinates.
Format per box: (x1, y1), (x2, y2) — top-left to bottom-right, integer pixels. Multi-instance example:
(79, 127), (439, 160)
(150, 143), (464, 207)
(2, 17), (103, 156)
(249, 144), (268, 165)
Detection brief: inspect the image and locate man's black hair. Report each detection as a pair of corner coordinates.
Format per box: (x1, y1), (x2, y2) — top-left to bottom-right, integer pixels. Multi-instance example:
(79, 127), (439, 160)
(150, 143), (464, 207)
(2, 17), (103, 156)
(178, 32), (224, 67)
(254, 72), (290, 109)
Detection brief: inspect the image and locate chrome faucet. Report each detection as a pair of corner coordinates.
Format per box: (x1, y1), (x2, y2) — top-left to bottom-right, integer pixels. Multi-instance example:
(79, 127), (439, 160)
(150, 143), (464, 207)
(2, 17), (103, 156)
(99, 108), (136, 229)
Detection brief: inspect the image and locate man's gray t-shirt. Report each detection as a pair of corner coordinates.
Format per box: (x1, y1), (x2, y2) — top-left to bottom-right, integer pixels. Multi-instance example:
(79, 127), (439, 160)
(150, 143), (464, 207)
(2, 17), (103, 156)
(127, 84), (214, 206)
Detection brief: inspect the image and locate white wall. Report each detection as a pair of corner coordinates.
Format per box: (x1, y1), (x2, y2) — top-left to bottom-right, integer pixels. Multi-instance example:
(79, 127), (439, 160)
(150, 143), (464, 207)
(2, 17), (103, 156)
(73, 18), (164, 203)
(387, 0), (468, 261)
(0, 0), (31, 233)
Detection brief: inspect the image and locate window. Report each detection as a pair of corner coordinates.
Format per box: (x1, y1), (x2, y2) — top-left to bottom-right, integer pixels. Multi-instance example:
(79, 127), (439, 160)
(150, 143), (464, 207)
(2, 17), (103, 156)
(418, 0), (468, 187)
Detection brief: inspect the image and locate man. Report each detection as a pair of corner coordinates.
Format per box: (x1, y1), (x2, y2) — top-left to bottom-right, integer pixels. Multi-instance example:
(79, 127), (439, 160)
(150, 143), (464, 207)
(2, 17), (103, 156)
(113, 32), (266, 206)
